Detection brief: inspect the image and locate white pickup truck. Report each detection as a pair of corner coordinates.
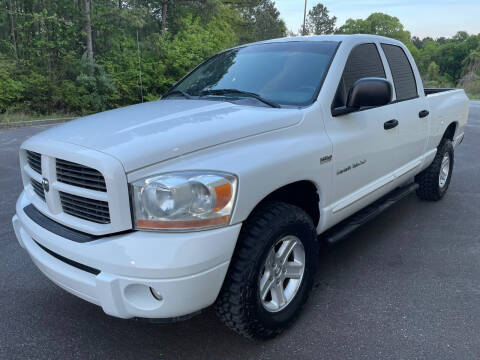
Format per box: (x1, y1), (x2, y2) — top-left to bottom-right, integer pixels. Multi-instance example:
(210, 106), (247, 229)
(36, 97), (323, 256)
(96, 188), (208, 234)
(12, 35), (468, 339)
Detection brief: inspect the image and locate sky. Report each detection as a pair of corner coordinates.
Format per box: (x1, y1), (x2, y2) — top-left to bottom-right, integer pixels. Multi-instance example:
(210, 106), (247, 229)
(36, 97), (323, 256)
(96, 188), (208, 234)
(275, 0), (480, 38)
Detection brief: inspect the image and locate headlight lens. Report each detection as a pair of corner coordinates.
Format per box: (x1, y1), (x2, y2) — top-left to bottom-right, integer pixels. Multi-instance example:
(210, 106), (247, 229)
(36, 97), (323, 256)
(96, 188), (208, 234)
(131, 171), (237, 230)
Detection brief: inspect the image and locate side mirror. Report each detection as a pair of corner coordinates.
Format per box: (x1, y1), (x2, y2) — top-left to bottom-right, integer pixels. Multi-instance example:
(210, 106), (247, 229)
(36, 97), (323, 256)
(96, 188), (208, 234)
(332, 77), (392, 116)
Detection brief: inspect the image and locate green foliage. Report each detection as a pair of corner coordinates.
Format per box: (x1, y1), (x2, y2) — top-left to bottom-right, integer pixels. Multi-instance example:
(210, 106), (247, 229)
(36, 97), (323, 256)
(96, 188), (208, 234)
(427, 61), (440, 80)
(303, 3), (336, 35)
(63, 55), (116, 114)
(19, 72), (57, 114)
(413, 32), (480, 89)
(0, 0), (282, 116)
(337, 13), (411, 43)
(459, 49), (480, 97)
(1, 1), (480, 116)
(164, 11), (238, 82)
(336, 13), (480, 94)
(0, 58), (23, 112)
(237, 0), (287, 43)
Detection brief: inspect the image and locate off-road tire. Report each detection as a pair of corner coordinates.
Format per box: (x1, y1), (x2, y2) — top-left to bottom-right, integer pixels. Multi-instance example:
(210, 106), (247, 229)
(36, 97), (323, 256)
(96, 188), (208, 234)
(214, 201), (318, 340)
(416, 139), (454, 201)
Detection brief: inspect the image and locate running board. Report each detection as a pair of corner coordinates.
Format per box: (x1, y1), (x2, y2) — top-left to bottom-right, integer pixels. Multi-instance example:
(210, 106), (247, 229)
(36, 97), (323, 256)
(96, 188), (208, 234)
(323, 183), (419, 245)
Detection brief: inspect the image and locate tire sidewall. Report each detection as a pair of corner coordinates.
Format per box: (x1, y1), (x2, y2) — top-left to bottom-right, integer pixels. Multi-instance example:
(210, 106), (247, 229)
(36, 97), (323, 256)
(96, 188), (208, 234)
(438, 141), (454, 196)
(245, 210), (317, 330)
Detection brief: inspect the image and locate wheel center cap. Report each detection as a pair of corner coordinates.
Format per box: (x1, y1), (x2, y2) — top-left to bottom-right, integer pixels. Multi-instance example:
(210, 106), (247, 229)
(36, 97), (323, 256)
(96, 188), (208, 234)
(274, 266), (281, 277)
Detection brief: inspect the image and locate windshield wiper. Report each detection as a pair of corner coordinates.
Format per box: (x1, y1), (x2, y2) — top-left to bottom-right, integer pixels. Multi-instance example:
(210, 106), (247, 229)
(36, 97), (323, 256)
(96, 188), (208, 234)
(163, 90), (193, 99)
(200, 89), (281, 108)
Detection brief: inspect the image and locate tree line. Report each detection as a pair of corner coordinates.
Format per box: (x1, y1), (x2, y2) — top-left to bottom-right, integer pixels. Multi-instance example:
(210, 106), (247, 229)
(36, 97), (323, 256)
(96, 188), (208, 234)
(0, 1), (479, 119)
(0, 0), (286, 116)
(302, 5), (480, 97)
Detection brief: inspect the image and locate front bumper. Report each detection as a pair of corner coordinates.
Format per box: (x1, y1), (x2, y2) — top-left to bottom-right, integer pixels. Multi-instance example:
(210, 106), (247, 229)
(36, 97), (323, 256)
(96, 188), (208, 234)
(12, 191), (241, 319)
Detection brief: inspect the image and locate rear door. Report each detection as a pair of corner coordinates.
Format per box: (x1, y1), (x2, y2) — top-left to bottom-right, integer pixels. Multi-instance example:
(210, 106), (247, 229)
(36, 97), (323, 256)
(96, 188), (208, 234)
(379, 43), (429, 175)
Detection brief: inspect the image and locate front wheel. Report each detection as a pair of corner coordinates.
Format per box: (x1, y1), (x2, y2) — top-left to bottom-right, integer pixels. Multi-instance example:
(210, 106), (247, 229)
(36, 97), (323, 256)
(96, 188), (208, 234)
(214, 201), (318, 339)
(416, 139), (454, 201)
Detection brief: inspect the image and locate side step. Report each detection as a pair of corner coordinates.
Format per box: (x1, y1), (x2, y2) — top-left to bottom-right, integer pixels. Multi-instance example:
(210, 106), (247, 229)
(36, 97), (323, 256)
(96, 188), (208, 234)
(323, 183), (419, 245)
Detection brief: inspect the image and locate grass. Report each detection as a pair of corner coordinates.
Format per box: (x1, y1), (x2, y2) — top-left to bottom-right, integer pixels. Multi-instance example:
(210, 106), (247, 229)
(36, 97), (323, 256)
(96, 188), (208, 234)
(0, 112), (77, 124)
(466, 92), (480, 100)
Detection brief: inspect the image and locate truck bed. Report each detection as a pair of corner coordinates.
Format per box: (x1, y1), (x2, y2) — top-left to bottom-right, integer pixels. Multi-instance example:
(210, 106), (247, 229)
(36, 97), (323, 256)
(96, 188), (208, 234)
(424, 88), (455, 96)
(425, 88), (469, 149)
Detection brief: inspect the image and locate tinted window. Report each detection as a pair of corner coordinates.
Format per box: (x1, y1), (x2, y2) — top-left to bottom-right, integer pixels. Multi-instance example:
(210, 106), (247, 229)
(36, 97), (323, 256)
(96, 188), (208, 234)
(173, 41), (339, 106)
(381, 44), (418, 101)
(333, 43), (386, 108)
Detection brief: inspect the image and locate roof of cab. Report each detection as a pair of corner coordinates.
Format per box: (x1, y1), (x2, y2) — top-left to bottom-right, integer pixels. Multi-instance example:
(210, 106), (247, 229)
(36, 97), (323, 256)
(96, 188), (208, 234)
(222, 34), (406, 58)
(255, 34), (403, 47)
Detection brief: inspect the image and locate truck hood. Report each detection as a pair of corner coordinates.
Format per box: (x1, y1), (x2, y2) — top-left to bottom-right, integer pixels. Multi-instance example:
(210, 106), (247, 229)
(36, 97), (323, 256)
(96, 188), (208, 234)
(34, 100), (303, 172)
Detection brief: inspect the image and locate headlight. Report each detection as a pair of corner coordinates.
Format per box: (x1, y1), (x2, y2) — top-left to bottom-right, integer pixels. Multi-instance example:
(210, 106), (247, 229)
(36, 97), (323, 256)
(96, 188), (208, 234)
(131, 171), (237, 231)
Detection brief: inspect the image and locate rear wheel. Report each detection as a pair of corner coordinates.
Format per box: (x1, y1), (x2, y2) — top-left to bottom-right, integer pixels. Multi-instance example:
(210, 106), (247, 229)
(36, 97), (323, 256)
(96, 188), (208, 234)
(416, 139), (454, 201)
(215, 201), (318, 340)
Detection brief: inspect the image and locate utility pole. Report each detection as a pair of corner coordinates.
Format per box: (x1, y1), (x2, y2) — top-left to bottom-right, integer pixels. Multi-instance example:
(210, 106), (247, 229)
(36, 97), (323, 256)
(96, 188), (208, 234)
(302, 0), (307, 35)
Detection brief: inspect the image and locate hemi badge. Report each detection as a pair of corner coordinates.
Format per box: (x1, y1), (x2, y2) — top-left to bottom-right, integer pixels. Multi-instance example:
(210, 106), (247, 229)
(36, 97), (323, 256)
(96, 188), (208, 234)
(320, 155), (332, 164)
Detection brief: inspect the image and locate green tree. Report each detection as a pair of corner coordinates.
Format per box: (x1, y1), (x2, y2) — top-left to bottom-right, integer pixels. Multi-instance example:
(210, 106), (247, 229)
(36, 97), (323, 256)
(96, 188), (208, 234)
(458, 50), (480, 95)
(337, 13), (411, 44)
(163, 10), (238, 85)
(462, 50), (480, 73)
(303, 3), (336, 35)
(336, 18), (370, 34)
(240, 0), (286, 43)
(426, 61), (440, 80)
(412, 36), (423, 49)
(435, 41), (471, 81)
(62, 55), (116, 113)
(2, 1), (479, 116)
(0, 57), (23, 112)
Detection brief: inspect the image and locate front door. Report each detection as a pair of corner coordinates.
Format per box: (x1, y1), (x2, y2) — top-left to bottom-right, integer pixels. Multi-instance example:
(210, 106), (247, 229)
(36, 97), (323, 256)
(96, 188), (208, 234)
(324, 42), (400, 212)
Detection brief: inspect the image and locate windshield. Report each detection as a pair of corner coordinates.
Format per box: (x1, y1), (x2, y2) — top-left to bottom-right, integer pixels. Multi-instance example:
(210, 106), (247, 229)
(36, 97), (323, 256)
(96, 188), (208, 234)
(171, 41), (339, 107)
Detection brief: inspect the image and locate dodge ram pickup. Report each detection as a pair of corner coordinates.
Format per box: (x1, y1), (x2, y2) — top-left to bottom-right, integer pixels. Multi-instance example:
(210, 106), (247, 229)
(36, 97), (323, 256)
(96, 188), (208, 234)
(12, 35), (469, 339)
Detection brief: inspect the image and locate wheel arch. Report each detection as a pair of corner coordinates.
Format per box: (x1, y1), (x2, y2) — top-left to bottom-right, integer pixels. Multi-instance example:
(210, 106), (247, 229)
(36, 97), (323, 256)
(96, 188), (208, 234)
(440, 121), (458, 145)
(246, 180), (321, 228)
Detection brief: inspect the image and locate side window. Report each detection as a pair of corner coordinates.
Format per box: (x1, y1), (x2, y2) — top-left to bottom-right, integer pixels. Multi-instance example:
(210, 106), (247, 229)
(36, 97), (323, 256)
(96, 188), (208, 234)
(333, 43), (386, 108)
(381, 44), (418, 101)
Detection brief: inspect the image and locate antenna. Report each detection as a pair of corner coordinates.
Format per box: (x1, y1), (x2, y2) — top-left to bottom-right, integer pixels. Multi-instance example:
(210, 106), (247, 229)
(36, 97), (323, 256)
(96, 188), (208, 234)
(303, 0), (307, 35)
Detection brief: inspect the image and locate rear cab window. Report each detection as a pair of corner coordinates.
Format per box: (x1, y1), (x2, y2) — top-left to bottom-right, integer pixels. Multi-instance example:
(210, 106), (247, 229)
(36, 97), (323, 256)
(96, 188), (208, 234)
(381, 44), (418, 101)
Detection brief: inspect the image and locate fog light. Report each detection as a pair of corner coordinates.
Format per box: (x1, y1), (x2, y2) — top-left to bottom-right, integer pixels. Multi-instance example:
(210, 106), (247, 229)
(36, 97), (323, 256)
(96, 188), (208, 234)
(150, 287), (163, 301)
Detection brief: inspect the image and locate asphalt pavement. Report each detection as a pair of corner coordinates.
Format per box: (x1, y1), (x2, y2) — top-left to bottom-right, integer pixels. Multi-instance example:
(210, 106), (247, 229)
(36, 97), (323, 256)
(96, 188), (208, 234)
(1, 102), (480, 359)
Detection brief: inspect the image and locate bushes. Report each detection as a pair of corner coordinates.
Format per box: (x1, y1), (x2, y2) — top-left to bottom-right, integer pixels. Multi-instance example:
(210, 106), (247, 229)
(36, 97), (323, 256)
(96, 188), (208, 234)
(63, 56), (116, 114)
(0, 58), (23, 113)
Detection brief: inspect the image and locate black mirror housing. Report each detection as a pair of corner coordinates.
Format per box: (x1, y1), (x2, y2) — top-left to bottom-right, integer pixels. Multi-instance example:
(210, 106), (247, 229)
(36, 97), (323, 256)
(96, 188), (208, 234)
(347, 77), (392, 109)
(332, 77), (392, 116)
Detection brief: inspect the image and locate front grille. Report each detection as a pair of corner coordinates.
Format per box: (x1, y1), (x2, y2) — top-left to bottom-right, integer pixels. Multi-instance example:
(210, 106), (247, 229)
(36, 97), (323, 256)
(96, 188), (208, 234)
(24, 150), (114, 227)
(56, 159), (107, 192)
(31, 178), (45, 201)
(27, 151), (42, 174)
(60, 192), (110, 224)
